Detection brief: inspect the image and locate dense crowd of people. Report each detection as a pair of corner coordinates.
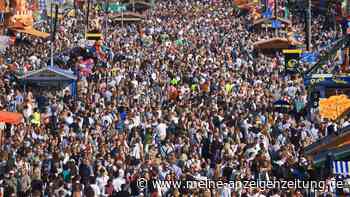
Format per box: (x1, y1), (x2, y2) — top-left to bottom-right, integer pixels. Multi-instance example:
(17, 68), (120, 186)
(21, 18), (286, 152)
(0, 0), (348, 197)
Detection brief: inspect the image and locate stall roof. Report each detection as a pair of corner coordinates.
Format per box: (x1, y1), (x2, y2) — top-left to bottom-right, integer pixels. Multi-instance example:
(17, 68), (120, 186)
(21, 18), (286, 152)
(112, 12), (145, 22)
(238, 2), (258, 10)
(10, 27), (50, 38)
(253, 17), (292, 26)
(304, 125), (350, 165)
(253, 37), (296, 49)
(18, 66), (77, 81)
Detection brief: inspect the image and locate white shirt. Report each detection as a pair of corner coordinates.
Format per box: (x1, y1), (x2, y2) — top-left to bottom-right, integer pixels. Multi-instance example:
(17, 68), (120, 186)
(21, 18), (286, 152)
(90, 184), (101, 197)
(112, 177), (126, 192)
(156, 123), (167, 141)
(96, 175), (109, 193)
(65, 115), (74, 125)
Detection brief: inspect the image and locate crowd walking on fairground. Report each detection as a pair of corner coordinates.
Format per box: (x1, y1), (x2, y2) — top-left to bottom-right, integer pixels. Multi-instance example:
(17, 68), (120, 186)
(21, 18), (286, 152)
(0, 0), (347, 196)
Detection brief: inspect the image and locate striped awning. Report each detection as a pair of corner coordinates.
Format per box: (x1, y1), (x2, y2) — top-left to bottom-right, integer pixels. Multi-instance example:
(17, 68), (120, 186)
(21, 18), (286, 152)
(333, 161), (350, 176)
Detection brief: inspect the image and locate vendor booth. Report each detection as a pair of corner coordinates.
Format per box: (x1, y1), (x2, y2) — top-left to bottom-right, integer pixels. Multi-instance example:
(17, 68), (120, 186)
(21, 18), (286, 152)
(304, 74), (350, 98)
(17, 66), (77, 97)
(0, 111), (23, 147)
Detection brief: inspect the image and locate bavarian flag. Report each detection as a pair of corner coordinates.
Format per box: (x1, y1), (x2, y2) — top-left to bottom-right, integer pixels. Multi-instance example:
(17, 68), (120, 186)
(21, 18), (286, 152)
(283, 49), (302, 73)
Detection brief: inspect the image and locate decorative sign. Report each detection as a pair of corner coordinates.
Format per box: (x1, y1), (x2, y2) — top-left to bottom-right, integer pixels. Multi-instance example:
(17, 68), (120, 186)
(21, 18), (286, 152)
(283, 49), (302, 73)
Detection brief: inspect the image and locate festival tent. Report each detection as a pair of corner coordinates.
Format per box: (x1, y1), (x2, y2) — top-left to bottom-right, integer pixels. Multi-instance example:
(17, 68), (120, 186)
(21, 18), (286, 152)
(18, 66), (77, 97)
(0, 111), (23, 125)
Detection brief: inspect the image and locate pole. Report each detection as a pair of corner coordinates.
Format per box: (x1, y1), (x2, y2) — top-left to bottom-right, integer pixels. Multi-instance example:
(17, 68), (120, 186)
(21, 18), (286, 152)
(50, 1), (54, 67)
(274, 0), (278, 36)
(86, 0), (91, 34)
(132, 0), (135, 12)
(122, 7), (124, 28)
(307, 0), (311, 51)
(105, 0), (108, 38)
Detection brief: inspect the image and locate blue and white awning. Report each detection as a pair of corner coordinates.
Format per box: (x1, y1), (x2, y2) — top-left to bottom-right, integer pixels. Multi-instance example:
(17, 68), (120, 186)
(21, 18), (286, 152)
(333, 161), (350, 176)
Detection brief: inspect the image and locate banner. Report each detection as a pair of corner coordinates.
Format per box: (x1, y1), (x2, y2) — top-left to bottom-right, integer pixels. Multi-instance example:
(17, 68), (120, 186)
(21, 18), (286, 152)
(300, 52), (318, 64)
(304, 74), (350, 87)
(319, 94), (350, 120)
(283, 49), (302, 73)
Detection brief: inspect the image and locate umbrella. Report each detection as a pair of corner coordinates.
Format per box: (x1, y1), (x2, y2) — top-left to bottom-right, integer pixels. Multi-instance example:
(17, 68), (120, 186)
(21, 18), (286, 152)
(0, 111), (23, 125)
(273, 99), (291, 108)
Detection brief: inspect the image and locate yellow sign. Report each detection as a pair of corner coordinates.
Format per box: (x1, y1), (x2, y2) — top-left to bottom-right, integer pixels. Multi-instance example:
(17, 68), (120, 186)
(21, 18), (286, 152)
(319, 94), (350, 120)
(282, 49), (302, 54)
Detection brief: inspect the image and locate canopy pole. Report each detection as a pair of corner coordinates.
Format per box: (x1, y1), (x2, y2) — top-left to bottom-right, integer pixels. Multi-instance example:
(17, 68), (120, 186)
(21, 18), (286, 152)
(122, 8), (124, 28)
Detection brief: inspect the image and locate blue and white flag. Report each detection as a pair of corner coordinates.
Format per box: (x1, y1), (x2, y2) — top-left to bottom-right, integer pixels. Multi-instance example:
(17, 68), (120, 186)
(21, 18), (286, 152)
(333, 160), (350, 176)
